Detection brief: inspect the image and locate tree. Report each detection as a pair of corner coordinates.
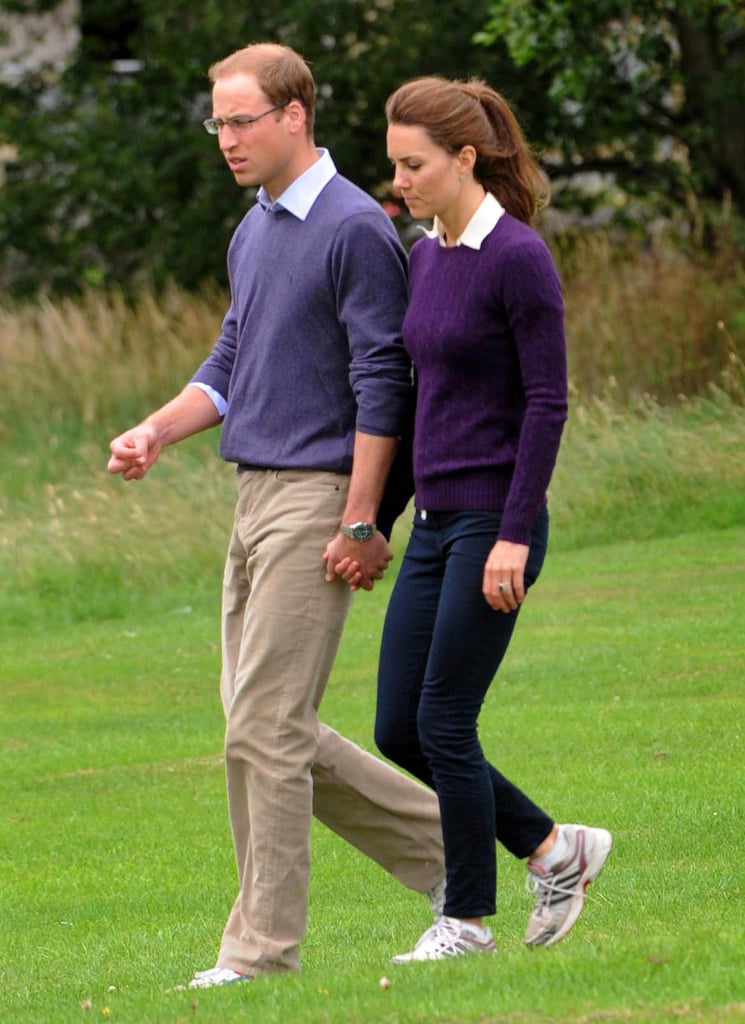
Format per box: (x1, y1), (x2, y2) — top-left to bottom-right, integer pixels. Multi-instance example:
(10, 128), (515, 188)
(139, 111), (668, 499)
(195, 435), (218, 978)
(5, 1), (742, 299)
(0, 0), (513, 298)
(477, 0), (745, 226)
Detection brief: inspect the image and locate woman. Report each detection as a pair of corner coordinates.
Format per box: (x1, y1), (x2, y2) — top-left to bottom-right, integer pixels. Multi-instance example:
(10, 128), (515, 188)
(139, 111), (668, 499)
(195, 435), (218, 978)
(375, 77), (612, 961)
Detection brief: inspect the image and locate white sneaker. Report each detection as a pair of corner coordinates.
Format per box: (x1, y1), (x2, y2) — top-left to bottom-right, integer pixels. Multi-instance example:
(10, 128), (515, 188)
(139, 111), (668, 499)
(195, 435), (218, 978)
(525, 823), (612, 947)
(392, 915), (496, 963)
(187, 966), (251, 989)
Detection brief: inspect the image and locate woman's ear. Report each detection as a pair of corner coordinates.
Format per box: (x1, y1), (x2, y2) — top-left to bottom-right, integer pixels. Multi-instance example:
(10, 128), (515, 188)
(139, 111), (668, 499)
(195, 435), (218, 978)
(457, 144), (477, 176)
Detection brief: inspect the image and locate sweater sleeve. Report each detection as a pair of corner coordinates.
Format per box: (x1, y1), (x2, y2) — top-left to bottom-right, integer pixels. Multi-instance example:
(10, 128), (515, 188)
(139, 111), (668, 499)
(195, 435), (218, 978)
(189, 297), (238, 400)
(499, 238), (568, 544)
(330, 211), (412, 438)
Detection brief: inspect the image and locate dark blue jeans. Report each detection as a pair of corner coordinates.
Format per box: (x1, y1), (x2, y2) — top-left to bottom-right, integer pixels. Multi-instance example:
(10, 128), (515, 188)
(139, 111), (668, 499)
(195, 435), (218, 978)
(375, 507), (554, 919)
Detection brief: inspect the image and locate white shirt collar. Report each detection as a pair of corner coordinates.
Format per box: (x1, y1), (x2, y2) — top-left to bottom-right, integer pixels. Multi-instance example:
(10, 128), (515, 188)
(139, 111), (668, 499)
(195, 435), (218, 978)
(423, 191), (505, 249)
(257, 148), (336, 220)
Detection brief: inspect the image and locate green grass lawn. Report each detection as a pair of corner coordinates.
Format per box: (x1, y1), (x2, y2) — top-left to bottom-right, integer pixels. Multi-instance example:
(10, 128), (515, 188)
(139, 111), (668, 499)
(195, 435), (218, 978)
(2, 389), (744, 1022)
(2, 521), (743, 1024)
(2, 261), (744, 1021)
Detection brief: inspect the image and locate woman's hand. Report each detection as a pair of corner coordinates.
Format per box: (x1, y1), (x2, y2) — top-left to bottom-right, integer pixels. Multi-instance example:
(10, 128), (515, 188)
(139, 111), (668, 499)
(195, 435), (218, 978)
(323, 533), (393, 592)
(483, 539), (529, 612)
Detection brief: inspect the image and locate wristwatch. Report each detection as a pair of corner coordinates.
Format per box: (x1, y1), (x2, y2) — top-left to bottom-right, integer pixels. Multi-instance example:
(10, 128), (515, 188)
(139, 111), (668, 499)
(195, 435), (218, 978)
(339, 521), (377, 542)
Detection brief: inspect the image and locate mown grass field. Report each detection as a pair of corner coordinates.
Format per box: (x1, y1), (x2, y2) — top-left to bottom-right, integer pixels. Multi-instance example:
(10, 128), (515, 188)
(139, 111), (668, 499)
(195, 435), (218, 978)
(2, 252), (744, 1022)
(2, 513), (743, 1023)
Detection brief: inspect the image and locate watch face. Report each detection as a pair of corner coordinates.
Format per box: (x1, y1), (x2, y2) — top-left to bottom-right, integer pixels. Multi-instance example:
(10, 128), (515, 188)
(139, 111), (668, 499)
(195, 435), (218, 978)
(342, 522), (376, 542)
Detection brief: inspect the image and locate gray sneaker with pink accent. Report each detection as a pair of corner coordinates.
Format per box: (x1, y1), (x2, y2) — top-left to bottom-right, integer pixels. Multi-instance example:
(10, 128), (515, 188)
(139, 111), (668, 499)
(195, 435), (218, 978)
(525, 823), (612, 947)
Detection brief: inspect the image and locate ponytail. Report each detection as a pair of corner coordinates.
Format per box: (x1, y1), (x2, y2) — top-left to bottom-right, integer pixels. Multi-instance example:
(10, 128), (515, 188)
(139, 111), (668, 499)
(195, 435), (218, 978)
(386, 76), (549, 224)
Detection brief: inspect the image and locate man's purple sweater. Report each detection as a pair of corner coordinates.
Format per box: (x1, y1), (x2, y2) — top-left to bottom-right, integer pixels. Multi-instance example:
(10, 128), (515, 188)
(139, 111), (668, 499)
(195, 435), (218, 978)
(192, 174), (412, 474)
(404, 212), (568, 545)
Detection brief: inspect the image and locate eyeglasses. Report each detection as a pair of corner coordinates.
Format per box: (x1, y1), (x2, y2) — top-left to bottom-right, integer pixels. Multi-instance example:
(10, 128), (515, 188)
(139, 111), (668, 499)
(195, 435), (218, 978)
(202, 101), (289, 135)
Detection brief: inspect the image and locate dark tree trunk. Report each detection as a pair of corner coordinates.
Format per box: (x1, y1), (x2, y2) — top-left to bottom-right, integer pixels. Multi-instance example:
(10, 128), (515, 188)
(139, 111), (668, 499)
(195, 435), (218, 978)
(672, 6), (745, 217)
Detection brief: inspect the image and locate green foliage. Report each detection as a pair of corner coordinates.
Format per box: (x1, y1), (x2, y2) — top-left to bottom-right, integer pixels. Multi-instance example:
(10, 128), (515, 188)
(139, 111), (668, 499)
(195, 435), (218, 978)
(0, 0), (506, 298)
(0, 56), (232, 294)
(3, 1), (745, 297)
(478, 0), (745, 223)
(0, 0), (60, 13)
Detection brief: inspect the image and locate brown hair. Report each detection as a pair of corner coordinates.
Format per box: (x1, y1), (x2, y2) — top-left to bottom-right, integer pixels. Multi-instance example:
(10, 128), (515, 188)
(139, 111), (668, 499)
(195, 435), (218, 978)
(385, 76), (549, 224)
(208, 43), (316, 136)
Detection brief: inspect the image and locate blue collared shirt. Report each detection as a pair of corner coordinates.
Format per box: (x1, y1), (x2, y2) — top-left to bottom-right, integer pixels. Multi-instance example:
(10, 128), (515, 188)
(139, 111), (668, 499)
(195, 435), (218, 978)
(257, 148), (336, 220)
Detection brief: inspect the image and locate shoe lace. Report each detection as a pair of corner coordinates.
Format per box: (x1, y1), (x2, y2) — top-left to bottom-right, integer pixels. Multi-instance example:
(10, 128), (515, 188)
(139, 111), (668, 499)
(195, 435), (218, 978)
(416, 917), (463, 955)
(526, 868), (577, 911)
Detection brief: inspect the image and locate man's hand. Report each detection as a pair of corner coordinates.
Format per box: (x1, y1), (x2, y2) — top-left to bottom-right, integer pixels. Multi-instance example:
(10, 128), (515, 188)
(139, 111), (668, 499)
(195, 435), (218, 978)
(108, 387), (224, 482)
(322, 531), (393, 592)
(108, 422), (162, 480)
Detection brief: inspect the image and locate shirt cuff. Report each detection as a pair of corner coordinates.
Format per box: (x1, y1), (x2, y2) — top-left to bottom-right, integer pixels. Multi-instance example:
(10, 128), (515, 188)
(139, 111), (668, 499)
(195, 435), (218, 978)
(188, 381), (228, 417)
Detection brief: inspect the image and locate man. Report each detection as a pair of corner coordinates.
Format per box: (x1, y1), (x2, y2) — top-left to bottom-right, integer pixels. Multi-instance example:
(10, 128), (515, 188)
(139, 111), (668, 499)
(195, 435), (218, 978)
(108, 43), (443, 988)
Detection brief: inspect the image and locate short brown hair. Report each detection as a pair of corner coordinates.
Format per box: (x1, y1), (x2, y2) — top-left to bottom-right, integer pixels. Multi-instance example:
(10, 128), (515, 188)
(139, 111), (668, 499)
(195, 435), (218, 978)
(386, 76), (548, 224)
(208, 43), (316, 136)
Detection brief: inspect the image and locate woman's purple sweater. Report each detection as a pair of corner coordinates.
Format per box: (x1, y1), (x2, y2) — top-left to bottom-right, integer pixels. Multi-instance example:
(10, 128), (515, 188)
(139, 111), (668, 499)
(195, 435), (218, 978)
(404, 212), (568, 545)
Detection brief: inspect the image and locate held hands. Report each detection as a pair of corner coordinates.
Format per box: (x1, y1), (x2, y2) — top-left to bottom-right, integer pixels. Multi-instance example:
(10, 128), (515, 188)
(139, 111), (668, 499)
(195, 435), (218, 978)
(483, 539), (530, 612)
(323, 531), (393, 592)
(107, 423), (162, 480)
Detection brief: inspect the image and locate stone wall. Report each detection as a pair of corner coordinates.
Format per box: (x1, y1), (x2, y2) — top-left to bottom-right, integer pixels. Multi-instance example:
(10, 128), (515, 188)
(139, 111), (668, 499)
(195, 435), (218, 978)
(0, 0), (80, 84)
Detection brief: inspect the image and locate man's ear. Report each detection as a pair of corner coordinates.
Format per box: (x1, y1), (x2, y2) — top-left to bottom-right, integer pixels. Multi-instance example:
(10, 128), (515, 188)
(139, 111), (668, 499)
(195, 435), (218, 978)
(285, 99), (307, 134)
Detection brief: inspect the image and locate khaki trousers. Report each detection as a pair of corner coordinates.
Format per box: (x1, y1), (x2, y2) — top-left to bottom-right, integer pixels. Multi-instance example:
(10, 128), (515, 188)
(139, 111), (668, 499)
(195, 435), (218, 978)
(216, 468), (442, 975)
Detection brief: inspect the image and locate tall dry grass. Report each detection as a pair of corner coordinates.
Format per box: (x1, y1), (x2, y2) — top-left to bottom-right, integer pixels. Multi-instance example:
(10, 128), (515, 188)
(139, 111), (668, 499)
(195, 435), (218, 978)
(557, 234), (745, 404)
(0, 280), (226, 442)
(1, 238), (743, 446)
(1, 237), (744, 630)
